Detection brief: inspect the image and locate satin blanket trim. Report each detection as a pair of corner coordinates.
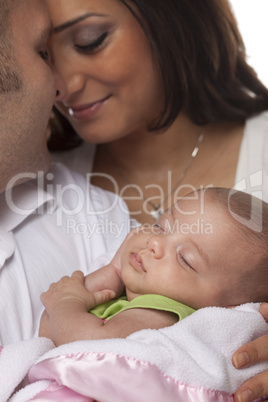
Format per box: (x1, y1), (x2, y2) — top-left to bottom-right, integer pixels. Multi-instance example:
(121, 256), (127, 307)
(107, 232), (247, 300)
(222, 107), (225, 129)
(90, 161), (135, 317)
(28, 351), (234, 402)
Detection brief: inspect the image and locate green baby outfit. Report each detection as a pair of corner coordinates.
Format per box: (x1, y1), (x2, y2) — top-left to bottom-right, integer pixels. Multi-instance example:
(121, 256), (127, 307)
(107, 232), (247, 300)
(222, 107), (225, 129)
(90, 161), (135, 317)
(90, 294), (195, 322)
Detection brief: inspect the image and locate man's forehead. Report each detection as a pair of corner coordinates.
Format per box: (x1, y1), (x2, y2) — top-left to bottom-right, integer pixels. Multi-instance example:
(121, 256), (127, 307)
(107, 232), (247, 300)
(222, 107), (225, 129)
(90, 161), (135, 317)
(12, 0), (51, 27)
(11, 0), (53, 43)
(40, 24), (53, 42)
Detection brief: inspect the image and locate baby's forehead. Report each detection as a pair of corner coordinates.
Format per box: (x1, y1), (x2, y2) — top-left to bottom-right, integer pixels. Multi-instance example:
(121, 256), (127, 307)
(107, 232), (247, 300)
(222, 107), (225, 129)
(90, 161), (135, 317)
(172, 192), (215, 216)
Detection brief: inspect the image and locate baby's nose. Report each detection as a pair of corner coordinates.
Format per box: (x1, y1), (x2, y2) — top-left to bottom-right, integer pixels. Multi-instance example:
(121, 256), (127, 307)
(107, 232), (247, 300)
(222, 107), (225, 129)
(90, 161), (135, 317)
(146, 236), (164, 259)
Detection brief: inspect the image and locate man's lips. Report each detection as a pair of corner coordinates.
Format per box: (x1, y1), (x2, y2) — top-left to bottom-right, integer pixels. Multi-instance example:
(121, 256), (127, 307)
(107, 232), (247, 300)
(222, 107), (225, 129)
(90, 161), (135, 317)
(66, 96), (111, 119)
(129, 252), (146, 273)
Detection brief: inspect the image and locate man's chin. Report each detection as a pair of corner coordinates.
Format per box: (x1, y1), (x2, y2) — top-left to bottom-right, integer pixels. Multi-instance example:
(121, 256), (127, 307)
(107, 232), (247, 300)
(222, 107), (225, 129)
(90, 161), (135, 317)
(3, 153), (51, 192)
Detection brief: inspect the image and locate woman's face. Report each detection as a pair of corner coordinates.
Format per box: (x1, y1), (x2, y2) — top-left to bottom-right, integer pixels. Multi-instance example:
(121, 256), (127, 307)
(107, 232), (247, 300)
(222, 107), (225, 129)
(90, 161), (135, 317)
(46, 0), (164, 143)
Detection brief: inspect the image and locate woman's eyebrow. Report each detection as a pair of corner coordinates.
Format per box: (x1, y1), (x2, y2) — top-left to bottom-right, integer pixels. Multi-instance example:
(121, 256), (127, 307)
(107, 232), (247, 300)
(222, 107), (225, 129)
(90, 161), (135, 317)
(54, 13), (108, 34)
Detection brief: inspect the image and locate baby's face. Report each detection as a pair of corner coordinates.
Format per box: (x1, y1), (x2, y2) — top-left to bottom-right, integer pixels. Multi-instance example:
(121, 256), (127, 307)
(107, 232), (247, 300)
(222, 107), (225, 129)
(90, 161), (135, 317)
(121, 192), (257, 309)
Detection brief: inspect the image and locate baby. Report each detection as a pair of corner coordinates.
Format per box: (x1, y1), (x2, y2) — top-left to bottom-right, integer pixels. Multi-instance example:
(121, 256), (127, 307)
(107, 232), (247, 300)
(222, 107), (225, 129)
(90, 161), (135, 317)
(39, 188), (268, 346)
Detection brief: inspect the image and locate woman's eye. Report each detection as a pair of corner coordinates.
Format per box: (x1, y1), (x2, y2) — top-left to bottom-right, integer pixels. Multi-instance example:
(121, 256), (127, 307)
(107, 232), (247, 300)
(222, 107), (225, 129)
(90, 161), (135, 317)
(75, 32), (108, 53)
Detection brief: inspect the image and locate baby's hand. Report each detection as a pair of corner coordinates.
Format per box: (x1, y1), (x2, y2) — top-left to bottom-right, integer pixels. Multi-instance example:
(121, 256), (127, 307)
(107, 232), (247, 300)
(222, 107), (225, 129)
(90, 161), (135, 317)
(41, 270), (115, 314)
(83, 228), (139, 297)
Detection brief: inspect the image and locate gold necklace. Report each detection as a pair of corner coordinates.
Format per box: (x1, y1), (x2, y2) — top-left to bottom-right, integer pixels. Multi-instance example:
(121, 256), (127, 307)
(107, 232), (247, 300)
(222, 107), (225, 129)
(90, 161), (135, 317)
(104, 131), (205, 220)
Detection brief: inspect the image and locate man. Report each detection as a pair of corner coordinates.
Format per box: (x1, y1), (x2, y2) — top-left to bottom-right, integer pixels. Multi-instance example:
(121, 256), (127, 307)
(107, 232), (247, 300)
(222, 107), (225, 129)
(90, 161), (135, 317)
(0, 0), (130, 346)
(0, 0), (64, 192)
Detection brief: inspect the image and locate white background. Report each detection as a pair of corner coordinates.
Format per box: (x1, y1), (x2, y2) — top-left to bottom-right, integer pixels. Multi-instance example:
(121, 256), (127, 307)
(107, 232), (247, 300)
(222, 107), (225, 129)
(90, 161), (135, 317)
(230, 0), (268, 88)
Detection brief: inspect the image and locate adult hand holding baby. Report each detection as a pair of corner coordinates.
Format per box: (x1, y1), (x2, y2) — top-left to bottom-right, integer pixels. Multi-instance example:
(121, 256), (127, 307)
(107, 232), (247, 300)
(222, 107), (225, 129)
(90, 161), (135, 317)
(233, 303), (268, 402)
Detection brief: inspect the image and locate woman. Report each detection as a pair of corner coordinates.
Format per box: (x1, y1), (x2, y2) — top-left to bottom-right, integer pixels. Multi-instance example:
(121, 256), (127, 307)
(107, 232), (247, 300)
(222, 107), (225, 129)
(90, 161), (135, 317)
(46, 0), (268, 400)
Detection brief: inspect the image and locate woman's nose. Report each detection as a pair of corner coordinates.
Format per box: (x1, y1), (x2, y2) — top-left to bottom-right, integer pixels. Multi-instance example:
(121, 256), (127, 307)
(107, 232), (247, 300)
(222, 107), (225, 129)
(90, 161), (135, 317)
(54, 69), (67, 101)
(56, 56), (88, 99)
(49, 38), (87, 101)
(146, 236), (164, 259)
(52, 53), (86, 101)
(64, 73), (86, 100)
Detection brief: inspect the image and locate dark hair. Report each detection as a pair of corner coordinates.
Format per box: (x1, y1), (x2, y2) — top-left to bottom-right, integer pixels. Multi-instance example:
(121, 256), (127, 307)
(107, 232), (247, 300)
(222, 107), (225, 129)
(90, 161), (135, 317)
(0, 0), (22, 94)
(205, 187), (268, 304)
(49, 0), (268, 150)
(48, 108), (83, 151)
(122, 0), (268, 128)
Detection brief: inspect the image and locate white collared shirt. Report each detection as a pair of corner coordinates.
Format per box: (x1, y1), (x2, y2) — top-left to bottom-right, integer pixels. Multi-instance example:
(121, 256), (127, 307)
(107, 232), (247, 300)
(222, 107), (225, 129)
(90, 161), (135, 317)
(0, 163), (131, 345)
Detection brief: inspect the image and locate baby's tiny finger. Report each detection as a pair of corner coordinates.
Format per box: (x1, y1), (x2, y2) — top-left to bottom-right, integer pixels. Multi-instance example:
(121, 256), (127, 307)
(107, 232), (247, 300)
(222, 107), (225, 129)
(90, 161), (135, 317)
(71, 270), (84, 281)
(92, 289), (116, 307)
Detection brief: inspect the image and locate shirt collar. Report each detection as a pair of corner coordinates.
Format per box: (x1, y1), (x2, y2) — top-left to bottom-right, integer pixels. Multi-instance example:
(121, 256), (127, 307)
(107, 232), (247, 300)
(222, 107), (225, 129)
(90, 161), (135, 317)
(0, 178), (56, 232)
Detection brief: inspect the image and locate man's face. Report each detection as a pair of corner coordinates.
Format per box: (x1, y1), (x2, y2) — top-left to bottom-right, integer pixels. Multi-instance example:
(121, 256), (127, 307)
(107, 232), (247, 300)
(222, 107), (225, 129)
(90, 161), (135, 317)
(0, 0), (62, 192)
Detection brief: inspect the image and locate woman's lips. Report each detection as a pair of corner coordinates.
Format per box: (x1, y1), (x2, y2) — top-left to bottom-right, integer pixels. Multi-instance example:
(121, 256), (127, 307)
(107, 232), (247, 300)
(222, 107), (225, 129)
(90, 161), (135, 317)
(129, 252), (146, 273)
(67, 96), (111, 120)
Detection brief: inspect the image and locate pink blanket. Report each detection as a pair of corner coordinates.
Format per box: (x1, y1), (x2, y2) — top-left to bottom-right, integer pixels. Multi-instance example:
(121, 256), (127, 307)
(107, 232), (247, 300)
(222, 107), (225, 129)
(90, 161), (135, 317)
(3, 303), (268, 402)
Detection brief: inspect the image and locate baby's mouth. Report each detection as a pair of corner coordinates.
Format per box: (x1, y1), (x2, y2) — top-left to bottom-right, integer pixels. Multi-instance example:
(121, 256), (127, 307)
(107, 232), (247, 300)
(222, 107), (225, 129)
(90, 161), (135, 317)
(129, 252), (146, 273)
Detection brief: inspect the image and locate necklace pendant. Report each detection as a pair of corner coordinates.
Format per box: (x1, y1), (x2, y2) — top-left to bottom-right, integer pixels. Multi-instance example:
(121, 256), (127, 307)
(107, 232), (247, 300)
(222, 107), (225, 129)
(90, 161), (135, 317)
(150, 205), (164, 221)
